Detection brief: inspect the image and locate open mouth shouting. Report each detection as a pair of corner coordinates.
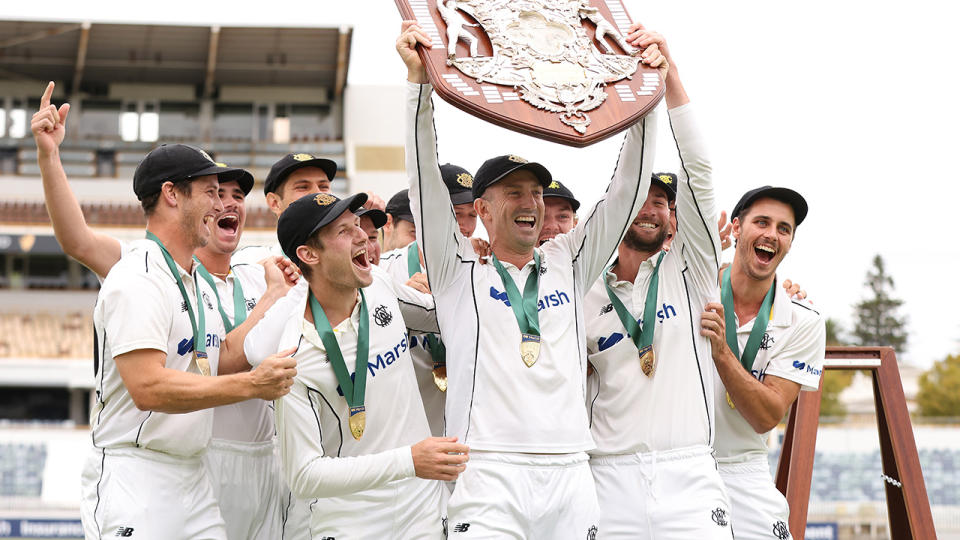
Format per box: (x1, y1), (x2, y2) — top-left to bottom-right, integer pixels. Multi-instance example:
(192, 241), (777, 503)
(352, 247), (371, 272)
(754, 242), (777, 265)
(215, 212), (240, 242)
(515, 215), (537, 230)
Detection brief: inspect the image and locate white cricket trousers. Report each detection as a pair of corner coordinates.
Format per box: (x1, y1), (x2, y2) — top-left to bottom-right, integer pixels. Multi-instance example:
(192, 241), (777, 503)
(718, 456), (793, 539)
(80, 447), (226, 540)
(203, 439), (281, 540)
(446, 451), (600, 539)
(590, 445), (733, 540)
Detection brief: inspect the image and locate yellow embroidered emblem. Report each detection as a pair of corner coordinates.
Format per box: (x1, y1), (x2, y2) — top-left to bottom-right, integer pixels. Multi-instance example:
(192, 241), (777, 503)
(293, 153), (314, 162)
(214, 162), (227, 168)
(315, 193), (337, 206)
(456, 173), (473, 188)
(507, 155), (528, 164)
(658, 174), (674, 184)
(548, 180), (560, 189)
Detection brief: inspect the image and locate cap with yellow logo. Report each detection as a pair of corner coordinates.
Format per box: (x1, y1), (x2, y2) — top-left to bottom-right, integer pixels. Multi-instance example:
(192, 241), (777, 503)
(543, 179), (580, 211)
(472, 154), (552, 199)
(440, 163), (476, 205)
(651, 172), (677, 202)
(264, 152), (339, 196)
(277, 191), (369, 265)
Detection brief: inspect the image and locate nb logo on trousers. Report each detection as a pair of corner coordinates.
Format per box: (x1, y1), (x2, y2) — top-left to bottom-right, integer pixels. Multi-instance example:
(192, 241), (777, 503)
(115, 527), (134, 537)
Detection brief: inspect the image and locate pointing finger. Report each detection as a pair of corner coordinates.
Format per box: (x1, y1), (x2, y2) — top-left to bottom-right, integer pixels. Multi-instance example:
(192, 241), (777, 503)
(40, 81), (54, 108)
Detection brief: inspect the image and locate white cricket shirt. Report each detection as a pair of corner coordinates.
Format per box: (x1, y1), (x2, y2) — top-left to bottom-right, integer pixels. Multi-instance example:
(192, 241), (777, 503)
(208, 263), (274, 443)
(406, 82), (658, 453)
(91, 240), (227, 457)
(714, 285), (826, 462)
(380, 244), (446, 437)
(268, 268), (436, 499)
(584, 103), (723, 455)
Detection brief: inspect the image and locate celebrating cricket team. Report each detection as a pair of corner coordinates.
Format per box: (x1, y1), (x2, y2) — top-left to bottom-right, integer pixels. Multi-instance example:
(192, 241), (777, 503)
(29, 16), (825, 540)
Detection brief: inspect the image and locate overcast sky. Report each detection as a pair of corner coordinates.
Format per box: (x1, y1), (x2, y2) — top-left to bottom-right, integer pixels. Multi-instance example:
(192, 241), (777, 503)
(7, 0), (960, 367)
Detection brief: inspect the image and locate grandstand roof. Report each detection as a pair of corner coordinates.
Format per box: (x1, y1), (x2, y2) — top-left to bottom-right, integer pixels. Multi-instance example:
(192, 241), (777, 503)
(0, 19), (352, 97)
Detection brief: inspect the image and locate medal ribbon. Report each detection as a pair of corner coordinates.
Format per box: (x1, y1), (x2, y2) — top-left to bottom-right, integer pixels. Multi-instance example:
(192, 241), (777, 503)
(603, 252), (664, 351)
(309, 290), (370, 411)
(145, 231), (206, 359)
(490, 251), (542, 337)
(196, 264), (246, 333)
(406, 241), (446, 370)
(721, 266), (775, 372)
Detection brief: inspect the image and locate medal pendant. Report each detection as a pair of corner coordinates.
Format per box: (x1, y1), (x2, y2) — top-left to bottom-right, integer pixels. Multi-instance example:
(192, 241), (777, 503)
(348, 406), (366, 440)
(520, 333), (541, 368)
(432, 365), (448, 392)
(638, 345), (656, 377)
(726, 392), (736, 410)
(194, 350), (211, 376)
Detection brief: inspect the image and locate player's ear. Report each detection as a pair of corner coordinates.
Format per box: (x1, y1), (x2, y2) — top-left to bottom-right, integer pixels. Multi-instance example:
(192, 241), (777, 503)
(265, 192), (282, 217)
(475, 197), (490, 221)
(296, 245), (320, 267)
(731, 217), (741, 241)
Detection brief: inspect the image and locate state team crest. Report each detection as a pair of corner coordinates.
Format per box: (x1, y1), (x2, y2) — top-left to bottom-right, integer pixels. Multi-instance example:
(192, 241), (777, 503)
(395, 0), (664, 147)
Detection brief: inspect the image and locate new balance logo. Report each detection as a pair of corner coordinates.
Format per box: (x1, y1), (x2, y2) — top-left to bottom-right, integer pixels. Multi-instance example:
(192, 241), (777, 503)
(453, 522), (471, 533)
(115, 527), (134, 537)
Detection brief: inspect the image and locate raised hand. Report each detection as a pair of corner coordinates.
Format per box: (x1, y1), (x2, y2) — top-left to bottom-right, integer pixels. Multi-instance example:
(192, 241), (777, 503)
(700, 302), (730, 362)
(396, 20), (432, 84)
(717, 211), (733, 251)
(405, 272), (431, 294)
(249, 347), (297, 400)
(260, 255), (299, 289)
(31, 82), (70, 158)
(412, 436), (469, 482)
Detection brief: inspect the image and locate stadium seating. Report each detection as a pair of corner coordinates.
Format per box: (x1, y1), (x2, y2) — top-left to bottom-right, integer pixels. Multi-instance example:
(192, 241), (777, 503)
(0, 443), (46, 497)
(0, 201), (279, 229)
(0, 312), (92, 359)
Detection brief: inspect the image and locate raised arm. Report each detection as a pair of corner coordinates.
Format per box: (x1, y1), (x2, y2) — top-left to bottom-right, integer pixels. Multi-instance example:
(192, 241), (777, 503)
(631, 27), (720, 284)
(398, 22), (469, 293)
(31, 82), (122, 279)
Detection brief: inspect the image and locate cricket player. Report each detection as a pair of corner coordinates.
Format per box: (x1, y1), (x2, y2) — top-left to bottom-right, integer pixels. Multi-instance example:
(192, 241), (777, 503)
(700, 187), (826, 540)
(79, 143), (296, 540)
(357, 207), (388, 265)
(31, 82), (298, 540)
(583, 27), (731, 539)
(398, 21), (663, 538)
(539, 179), (580, 246)
(379, 164), (477, 437)
(243, 192), (468, 539)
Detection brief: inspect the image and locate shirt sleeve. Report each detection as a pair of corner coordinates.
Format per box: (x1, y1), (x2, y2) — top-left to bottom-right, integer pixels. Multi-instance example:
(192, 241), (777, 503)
(762, 307), (827, 391)
(406, 82), (473, 294)
(373, 266), (440, 334)
(102, 269), (170, 357)
(243, 281), (308, 367)
(555, 109), (659, 289)
(668, 103), (722, 293)
(276, 379), (417, 499)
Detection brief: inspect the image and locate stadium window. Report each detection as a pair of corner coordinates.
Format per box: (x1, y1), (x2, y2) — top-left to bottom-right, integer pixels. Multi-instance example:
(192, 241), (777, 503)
(139, 112), (159, 142)
(120, 111), (139, 142)
(0, 109), (5, 137)
(8, 109), (26, 138)
(273, 117), (290, 144)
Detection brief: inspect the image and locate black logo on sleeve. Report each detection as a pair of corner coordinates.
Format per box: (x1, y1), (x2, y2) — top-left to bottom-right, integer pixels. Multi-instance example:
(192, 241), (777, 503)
(586, 525), (598, 540)
(115, 527), (134, 537)
(373, 305), (393, 327)
(772, 520), (790, 539)
(539, 262), (548, 275)
(245, 298), (256, 311)
(599, 303), (614, 316)
(760, 332), (775, 350)
(202, 292), (214, 310)
(711, 508), (728, 527)
(453, 523), (471, 533)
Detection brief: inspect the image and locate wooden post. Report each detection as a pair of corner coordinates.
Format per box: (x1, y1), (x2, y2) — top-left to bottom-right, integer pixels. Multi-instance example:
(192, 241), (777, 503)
(774, 346), (937, 540)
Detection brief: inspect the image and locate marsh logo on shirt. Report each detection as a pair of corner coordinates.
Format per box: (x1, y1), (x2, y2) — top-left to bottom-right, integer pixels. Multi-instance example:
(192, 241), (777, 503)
(596, 303), (678, 351)
(335, 336), (409, 395)
(176, 334), (221, 356)
(489, 287), (569, 312)
(792, 360), (821, 377)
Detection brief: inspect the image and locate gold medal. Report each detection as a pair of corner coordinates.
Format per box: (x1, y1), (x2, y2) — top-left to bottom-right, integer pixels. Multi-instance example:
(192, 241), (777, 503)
(432, 365), (448, 392)
(520, 333), (540, 367)
(194, 350), (211, 376)
(726, 392), (736, 409)
(349, 406), (366, 440)
(638, 345), (655, 377)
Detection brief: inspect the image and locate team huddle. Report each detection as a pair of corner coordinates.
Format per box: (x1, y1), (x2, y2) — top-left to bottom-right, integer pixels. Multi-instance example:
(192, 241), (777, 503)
(30, 21), (826, 540)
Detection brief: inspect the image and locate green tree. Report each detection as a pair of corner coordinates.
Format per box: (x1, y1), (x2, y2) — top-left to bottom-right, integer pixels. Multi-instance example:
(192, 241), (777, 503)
(917, 354), (960, 417)
(852, 254), (908, 353)
(819, 318), (854, 417)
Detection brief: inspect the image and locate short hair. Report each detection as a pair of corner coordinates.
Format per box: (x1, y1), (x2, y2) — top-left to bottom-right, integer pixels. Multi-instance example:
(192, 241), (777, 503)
(141, 178), (193, 217)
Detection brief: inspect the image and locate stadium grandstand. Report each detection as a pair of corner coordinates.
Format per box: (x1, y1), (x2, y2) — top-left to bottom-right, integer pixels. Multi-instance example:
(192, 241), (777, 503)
(0, 16), (958, 540)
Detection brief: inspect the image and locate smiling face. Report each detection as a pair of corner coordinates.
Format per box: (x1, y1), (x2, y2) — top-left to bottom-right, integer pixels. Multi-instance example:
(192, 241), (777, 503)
(732, 197), (795, 281)
(177, 175), (223, 250)
(384, 216), (417, 251)
(476, 170), (545, 254)
(538, 197), (575, 245)
(205, 180), (246, 254)
(297, 210), (373, 291)
(622, 184), (670, 253)
(453, 202), (478, 238)
(359, 215), (382, 265)
(267, 166), (332, 216)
